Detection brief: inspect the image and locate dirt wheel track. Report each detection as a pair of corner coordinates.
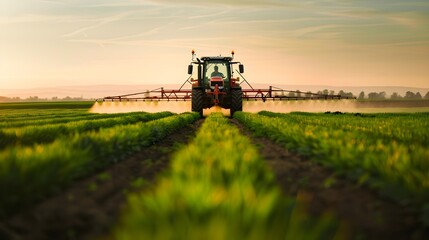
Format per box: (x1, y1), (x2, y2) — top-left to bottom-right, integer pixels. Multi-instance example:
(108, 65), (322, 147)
(0, 119), (203, 240)
(230, 119), (426, 240)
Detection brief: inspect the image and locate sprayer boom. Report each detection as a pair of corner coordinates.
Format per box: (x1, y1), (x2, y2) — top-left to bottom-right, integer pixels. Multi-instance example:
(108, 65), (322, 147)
(100, 88), (192, 102)
(99, 87), (354, 102)
(97, 50), (356, 116)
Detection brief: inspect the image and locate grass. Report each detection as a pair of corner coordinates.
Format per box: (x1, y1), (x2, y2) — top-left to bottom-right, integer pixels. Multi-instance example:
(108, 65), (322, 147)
(0, 111), (153, 128)
(234, 111), (429, 225)
(0, 111), (173, 149)
(115, 113), (338, 240)
(0, 101), (94, 109)
(0, 104), (199, 218)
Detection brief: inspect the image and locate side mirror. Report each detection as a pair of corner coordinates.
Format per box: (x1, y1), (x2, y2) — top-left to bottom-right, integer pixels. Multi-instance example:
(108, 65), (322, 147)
(239, 64), (244, 73)
(188, 65), (193, 74)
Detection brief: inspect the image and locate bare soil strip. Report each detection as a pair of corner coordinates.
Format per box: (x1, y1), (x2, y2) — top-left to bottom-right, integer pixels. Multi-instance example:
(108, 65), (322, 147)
(0, 119), (203, 240)
(230, 119), (426, 240)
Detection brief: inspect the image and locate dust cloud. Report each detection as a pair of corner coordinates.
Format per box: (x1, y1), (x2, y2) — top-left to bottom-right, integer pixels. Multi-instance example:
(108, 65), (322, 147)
(244, 100), (429, 113)
(90, 101), (192, 114)
(203, 106), (231, 117)
(243, 100), (358, 113)
(90, 101), (231, 116)
(90, 100), (429, 115)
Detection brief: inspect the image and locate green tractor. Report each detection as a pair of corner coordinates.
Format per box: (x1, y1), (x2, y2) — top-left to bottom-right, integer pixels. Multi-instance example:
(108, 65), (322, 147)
(100, 50), (356, 116)
(188, 51), (244, 117)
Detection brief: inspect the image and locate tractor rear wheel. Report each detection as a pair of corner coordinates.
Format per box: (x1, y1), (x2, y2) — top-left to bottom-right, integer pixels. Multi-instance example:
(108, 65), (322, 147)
(192, 88), (204, 117)
(230, 89), (242, 117)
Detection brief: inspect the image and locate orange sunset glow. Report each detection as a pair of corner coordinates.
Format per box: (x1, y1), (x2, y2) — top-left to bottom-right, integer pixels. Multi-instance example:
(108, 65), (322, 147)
(1, 0), (428, 91)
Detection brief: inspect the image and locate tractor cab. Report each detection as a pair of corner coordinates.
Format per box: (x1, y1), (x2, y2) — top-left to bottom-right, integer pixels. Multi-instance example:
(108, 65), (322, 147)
(188, 56), (243, 90)
(187, 51), (244, 117)
(203, 57), (230, 91)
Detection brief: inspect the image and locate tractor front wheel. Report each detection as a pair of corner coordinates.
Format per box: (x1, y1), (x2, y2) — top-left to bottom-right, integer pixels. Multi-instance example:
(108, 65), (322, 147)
(192, 88), (204, 117)
(230, 89), (242, 117)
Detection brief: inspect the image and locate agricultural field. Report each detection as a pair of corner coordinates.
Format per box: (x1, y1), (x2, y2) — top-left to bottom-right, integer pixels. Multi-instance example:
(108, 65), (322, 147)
(0, 102), (428, 240)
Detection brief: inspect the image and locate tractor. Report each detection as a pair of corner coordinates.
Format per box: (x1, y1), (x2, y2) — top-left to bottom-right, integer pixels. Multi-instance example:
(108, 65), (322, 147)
(99, 50), (355, 116)
(188, 50), (244, 117)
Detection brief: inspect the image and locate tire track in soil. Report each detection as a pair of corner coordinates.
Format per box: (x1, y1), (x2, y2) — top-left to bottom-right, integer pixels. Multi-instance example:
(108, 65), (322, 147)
(0, 119), (204, 240)
(230, 119), (426, 240)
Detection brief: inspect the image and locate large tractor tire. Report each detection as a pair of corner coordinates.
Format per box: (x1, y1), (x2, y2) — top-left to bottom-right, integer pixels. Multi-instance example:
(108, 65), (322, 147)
(230, 88), (242, 117)
(192, 88), (204, 117)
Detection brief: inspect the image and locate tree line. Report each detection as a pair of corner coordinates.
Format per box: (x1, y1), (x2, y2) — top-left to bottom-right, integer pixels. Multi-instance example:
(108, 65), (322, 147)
(357, 91), (429, 100)
(287, 89), (429, 99)
(2, 90), (429, 102)
(286, 89), (429, 100)
(286, 89), (355, 98)
(0, 96), (88, 102)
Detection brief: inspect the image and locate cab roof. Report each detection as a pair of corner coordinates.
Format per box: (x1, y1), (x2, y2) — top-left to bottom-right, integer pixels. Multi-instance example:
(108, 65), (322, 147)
(201, 56), (233, 61)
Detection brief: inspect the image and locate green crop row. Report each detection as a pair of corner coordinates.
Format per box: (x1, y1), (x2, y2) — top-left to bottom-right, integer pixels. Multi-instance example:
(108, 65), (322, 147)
(114, 113), (337, 240)
(0, 101), (94, 110)
(259, 111), (429, 146)
(0, 112), (200, 218)
(234, 112), (429, 224)
(0, 112), (174, 149)
(0, 102), (93, 122)
(0, 109), (89, 120)
(0, 111), (156, 129)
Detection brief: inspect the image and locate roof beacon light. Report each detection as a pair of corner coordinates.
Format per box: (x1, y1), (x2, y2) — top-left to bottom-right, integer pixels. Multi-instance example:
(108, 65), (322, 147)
(192, 49), (196, 61)
(231, 50), (235, 60)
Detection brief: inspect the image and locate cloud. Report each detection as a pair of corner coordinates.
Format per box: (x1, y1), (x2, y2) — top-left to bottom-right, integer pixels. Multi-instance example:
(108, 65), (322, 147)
(62, 11), (135, 37)
(188, 9), (230, 20)
(108, 27), (164, 41)
(79, 1), (159, 8)
(144, 0), (289, 7)
(66, 36), (230, 51)
(38, 0), (66, 5)
(66, 29), (165, 48)
(290, 24), (339, 38)
(386, 13), (424, 28)
(316, 5), (429, 29)
(0, 14), (96, 24)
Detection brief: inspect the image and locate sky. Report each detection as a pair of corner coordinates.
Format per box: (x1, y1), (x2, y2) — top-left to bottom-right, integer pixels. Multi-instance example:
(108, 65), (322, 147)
(1, 0), (428, 90)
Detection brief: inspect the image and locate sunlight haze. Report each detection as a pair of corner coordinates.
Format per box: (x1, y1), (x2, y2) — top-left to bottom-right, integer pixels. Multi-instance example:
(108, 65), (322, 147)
(1, 0), (428, 89)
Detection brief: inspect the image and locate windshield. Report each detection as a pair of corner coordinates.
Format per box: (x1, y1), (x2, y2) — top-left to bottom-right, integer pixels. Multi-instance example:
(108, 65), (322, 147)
(206, 62), (228, 79)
